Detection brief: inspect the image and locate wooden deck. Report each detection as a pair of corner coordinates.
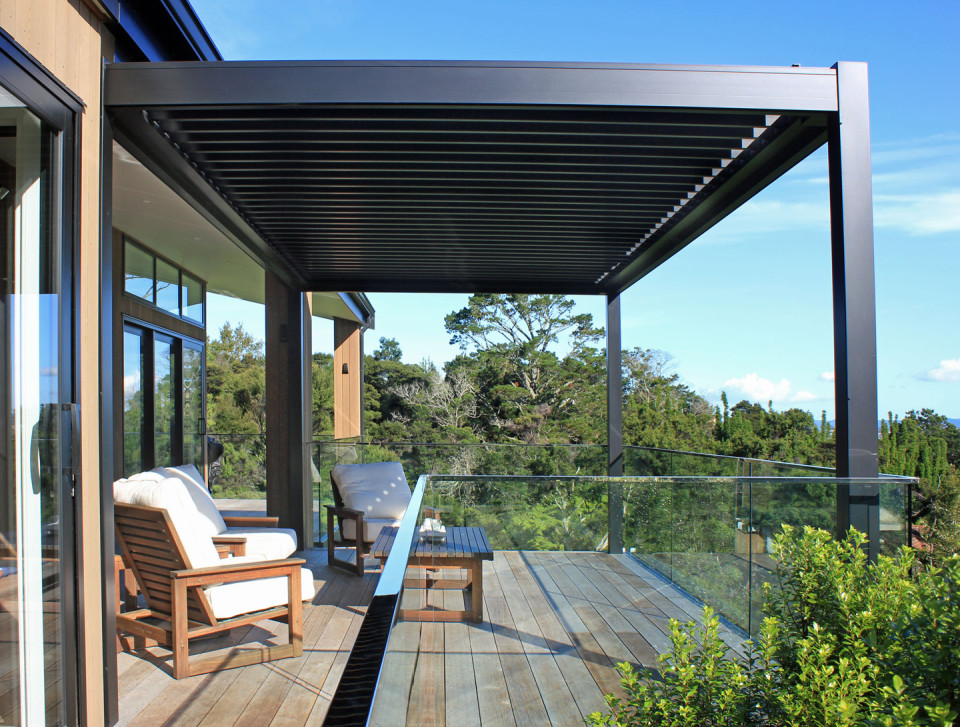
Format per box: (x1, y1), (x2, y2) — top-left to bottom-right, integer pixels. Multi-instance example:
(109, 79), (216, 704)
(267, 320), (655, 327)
(118, 550), (743, 727)
(116, 548), (376, 727)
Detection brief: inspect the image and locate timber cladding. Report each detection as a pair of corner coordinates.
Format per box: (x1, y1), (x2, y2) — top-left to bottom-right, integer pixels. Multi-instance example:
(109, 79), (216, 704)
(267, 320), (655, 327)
(333, 318), (362, 438)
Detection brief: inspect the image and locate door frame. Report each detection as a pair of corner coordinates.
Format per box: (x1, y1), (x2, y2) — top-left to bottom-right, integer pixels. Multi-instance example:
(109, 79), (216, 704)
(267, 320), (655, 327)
(119, 317), (205, 475)
(0, 28), (83, 727)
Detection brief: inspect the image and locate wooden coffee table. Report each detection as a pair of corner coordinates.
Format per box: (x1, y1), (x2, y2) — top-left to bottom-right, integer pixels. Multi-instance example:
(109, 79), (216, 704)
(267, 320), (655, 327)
(370, 526), (493, 623)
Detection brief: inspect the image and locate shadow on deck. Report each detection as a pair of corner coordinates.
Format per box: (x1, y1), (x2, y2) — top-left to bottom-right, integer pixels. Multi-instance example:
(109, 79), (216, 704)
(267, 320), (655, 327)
(117, 549), (742, 726)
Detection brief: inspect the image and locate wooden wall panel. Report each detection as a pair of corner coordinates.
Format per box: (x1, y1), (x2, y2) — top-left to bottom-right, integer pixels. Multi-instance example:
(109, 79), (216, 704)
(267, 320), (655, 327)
(0, 2), (113, 725)
(333, 318), (362, 439)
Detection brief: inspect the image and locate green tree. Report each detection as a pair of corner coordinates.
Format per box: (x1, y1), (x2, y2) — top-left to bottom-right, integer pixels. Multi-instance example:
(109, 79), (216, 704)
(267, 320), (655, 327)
(206, 323), (267, 495)
(372, 336), (403, 362)
(444, 293), (605, 444)
(206, 323), (265, 435)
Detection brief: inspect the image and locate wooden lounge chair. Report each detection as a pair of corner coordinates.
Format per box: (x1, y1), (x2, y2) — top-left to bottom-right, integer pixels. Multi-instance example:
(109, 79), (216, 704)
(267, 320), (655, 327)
(325, 462), (438, 576)
(115, 502), (313, 679)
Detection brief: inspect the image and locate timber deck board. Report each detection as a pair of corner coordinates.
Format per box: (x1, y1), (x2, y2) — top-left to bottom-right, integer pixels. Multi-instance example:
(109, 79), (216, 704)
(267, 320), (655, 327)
(119, 550), (742, 726)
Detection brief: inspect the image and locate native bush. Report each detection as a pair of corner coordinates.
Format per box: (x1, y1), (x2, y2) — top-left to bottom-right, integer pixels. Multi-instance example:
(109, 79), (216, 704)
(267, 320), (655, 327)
(587, 526), (960, 727)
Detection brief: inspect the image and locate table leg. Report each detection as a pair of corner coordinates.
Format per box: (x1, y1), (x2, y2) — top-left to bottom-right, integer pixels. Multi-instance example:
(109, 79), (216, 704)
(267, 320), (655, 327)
(470, 558), (483, 623)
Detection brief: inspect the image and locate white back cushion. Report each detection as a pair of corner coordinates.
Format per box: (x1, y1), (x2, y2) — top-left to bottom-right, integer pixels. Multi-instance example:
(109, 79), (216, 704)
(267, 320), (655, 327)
(157, 465), (227, 536)
(114, 475), (220, 569)
(331, 462), (411, 520)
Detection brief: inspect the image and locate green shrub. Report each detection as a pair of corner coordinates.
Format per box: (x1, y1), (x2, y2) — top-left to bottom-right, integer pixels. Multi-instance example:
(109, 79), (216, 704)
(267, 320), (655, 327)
(587, 526), (960, 726)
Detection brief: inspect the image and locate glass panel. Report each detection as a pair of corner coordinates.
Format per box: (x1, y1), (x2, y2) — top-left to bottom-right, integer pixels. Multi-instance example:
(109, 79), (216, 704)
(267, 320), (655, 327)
(154, 336), (176, 467)
(122, 329), (144, 475)
(878, 478), (909, 555)
(360, 473), (917, 721)
(182, 341), (204, 470)
(181, 272), (203, 323)
(155, 258), (180, 316)
(123, 241), (154, 302)
(0, 99), (65, 725)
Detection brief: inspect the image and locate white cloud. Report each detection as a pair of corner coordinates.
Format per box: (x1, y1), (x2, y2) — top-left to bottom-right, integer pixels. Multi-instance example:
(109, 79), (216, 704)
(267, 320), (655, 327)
(819, 371), (835, 382)
(722, 373), (825, 405)
(723, 373), (791, 402)
(923, 358), (960, 383)
(874, 190), (960, 236)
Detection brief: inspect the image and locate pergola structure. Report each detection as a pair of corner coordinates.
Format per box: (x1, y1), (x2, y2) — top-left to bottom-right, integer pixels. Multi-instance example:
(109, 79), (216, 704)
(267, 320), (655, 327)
(101, 60), (879, 552)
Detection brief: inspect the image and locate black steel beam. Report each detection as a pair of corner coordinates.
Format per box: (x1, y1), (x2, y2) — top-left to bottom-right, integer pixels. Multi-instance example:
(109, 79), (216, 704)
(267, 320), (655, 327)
(104, 61), (839, 112)
(108, 107), (305, 289)
(606, 115), (829, 293)
(828, 62), (879, 557)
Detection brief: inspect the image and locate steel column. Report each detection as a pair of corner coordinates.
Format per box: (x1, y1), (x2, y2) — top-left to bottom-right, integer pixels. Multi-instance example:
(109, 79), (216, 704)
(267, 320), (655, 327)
(828, 61), (879, 558)
(265, 272), (311, 548)
(607, 294), (624, 554)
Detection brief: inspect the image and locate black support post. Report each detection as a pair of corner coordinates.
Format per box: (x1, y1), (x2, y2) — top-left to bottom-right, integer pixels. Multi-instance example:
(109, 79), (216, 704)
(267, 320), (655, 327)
(828, 61), (880, 559)
(607, 294), (624, 554)
(265, 272), (311, 548)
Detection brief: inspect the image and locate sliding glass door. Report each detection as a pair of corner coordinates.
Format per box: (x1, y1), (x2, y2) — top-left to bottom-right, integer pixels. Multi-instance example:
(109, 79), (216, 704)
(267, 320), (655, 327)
(0, 88), (73, 725)
(122, 322), (204, 476)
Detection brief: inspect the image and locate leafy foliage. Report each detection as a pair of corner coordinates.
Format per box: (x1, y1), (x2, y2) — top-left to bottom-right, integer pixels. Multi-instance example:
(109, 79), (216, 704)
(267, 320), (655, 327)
(880, 410), (960, 563)
(206, 295), (959, 558)
(588, 527), (960, 727)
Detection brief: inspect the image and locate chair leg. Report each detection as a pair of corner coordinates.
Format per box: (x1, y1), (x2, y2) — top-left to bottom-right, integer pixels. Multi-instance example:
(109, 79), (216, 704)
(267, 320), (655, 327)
(288, 568), (303, 656)
(172, 579), (190, 679)
(326, 508), (337, 569)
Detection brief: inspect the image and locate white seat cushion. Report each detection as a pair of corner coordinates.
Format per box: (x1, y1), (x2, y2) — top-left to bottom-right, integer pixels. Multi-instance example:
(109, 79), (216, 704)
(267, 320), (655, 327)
(156, 465), (227, 537)
(114, 475), (221, 569)
(341, 516), (402, 544)
(205, 567), (316, 620)
(222, 528), (297, 561)
(332, 462), (411, 522)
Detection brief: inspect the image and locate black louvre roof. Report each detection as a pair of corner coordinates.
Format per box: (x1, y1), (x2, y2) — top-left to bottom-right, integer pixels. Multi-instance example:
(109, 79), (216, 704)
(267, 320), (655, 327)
(105, 61), (838, 295)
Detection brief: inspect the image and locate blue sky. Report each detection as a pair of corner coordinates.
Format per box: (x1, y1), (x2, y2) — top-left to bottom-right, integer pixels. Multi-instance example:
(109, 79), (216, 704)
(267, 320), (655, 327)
(197, 0), (960, 420)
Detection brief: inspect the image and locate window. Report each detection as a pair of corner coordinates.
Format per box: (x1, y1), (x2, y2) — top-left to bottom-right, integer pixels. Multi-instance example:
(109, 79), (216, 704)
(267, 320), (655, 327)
(122, 322), (205, 475)
(123, 238), (205, 324)
(124, 241), (154, 301)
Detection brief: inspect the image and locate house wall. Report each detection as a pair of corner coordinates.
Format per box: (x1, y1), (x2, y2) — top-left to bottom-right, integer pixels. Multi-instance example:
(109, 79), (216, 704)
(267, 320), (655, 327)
(333, 318), (363, 439)
(0, 2), (113, 724)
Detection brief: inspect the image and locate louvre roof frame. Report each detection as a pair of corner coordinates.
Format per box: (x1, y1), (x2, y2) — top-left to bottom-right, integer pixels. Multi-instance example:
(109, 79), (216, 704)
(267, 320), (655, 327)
(104, 60), (839, 295)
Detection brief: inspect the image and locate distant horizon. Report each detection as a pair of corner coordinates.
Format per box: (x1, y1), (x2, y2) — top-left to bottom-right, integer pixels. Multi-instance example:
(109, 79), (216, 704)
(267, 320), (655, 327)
(207, 292), (958, 425)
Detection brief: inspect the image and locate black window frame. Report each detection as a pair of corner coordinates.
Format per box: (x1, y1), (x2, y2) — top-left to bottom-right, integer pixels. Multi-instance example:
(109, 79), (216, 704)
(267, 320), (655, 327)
(120, 317), (205, 476)
(122, 236), (207, 326)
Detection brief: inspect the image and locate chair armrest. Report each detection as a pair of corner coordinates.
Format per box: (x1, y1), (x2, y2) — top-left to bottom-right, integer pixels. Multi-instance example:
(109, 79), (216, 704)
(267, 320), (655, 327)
(212, 536), (247, 557)
(222, 515), (280, 528)
(172, 558), (306, 587)
(324, 505), (363, 518)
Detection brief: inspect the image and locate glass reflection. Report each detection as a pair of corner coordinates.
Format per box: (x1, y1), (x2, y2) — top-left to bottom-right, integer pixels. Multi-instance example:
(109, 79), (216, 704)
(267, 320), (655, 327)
(155, 258), (179, 316)
(154, 336), (175, 467)
(124, 241), (154, 302)
(0, 93), (65, 725)
(182, 341), (204, 469)
(181, 272), (203, 323)
(123, 329), (144, 475)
